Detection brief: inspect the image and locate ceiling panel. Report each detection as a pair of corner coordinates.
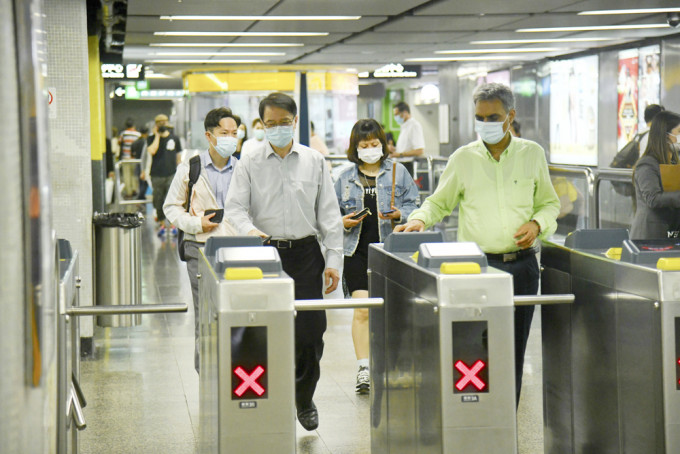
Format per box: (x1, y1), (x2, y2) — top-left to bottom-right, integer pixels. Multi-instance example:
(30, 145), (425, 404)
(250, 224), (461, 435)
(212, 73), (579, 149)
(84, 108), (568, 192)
(247, 16), (386, 33)
(344, 31), (470, 45)
(127, 33), (349, 46)
(415, 0), (576, 15)
(127, 17), (252, 33)
(375, 15), (529, 33)
(509, 13), (669, 30)
(321, 43), (434, 54)
(268, 0), (430, 16)
(128, 0), (278, 15)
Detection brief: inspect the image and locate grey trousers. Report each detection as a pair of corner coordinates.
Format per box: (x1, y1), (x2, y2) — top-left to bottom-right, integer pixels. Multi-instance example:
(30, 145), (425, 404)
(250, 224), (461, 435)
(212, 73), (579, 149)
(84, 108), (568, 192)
(184, 240), (202, 373)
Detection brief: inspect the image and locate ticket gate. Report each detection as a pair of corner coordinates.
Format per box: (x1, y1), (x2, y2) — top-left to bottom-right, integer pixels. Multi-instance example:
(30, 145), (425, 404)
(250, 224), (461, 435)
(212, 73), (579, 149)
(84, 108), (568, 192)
(197, 237), (383, 454)
(541, 230), (680, 453)
(368, 233), (573, 453)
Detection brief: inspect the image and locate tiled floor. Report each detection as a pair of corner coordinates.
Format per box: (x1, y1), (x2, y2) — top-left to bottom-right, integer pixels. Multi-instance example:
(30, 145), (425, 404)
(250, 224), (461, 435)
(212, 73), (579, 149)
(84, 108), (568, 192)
(79, 213), (544, 454)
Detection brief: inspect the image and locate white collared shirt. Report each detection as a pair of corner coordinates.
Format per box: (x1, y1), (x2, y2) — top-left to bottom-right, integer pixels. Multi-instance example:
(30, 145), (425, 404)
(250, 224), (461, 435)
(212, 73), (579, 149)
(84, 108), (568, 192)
(396, 117), (425, 155)
(224, 140), (343, 270)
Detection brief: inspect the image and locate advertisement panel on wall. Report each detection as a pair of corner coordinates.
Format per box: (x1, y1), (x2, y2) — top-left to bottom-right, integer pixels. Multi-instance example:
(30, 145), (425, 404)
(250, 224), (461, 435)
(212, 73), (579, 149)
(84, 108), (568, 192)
(550, 55), (599, 166)
(638, 45), (661, 129)
(617, 49), (639, 150)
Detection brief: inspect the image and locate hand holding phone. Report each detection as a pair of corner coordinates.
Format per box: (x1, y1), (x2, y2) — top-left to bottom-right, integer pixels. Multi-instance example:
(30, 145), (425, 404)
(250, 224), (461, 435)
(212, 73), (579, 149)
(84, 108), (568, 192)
(350, 207), (371, 220)
(381, 209), (396, 215)
(204, 208), (224, 223)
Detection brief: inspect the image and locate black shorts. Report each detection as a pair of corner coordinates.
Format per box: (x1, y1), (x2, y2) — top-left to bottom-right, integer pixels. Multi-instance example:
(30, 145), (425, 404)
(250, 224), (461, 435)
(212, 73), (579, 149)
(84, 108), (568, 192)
(343, 250), (369, 294)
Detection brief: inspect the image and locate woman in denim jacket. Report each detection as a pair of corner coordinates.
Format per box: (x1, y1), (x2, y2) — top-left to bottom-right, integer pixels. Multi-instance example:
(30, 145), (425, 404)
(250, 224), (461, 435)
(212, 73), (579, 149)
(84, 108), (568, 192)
(334, 119), (419, 393)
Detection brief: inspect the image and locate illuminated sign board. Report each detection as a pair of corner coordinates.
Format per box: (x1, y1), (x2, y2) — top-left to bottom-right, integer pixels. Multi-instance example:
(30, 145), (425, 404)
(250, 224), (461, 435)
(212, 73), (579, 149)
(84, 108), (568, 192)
(231, 326), (268, 400)
(101, 63), (145, 80)
(358, 63), (420, 80)
(452, 321), (489, 394)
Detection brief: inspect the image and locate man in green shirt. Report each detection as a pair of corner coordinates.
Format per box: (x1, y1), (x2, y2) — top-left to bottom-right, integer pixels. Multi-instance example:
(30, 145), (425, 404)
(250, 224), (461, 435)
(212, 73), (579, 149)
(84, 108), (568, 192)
(396, 82), (560, 402)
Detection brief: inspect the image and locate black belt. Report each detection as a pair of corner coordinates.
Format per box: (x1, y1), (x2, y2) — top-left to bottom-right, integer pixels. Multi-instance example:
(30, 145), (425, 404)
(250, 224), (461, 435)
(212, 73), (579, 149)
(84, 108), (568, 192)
(486, 247), (537, 263)
(266, 235), (317, 249)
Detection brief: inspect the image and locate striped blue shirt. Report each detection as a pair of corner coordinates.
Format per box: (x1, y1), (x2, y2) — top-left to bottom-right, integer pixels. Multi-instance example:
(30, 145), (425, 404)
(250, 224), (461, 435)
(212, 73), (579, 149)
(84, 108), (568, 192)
(199, 150), (237, 209)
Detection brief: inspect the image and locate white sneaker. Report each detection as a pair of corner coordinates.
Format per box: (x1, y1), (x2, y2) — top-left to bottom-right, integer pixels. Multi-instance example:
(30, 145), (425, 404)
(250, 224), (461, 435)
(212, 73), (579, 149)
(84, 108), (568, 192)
(355, 366), (370, 394)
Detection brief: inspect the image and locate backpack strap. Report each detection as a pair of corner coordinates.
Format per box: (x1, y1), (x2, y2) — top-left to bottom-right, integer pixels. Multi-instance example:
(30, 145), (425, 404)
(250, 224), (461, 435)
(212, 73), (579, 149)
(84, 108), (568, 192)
(185, 155), (201, 212)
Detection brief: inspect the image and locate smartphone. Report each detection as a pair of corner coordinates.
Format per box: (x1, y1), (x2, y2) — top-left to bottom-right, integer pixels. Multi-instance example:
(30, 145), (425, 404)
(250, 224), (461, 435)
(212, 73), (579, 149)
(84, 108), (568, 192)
(204, 209), (224, 223)
(381, 209), (396, 215)
(350, 207), (371, 220)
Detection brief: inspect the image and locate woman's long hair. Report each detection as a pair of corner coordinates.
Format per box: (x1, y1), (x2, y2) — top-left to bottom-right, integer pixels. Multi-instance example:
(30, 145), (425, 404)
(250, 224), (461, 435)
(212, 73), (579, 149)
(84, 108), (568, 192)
(641, 110), (680, 165)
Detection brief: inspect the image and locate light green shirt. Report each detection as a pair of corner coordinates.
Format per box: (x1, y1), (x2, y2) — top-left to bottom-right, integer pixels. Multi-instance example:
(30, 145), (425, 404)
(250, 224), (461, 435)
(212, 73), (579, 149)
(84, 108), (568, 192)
(409, 137), (560, 254)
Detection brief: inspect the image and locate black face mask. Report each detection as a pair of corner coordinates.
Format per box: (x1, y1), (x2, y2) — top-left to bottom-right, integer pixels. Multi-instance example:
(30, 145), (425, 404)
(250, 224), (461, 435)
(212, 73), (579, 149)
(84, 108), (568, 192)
(158, 126), (169, 133)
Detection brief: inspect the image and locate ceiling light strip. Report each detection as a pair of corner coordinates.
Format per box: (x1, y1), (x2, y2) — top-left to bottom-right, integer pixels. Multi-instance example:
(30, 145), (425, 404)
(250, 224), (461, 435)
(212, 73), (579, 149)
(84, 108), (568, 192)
(149, 43), (304, 47)
(517, 24), (669, 32)
(405, 56), (526, 62)
(435, 48), (562, 54)
(160, 15), (361, 21)
(147, 59), (271, 64)
(579, 8), (680, 15)
(470, 38), (613, 44)
(155, 52), (285, 56)
(154, 32), (329, 37)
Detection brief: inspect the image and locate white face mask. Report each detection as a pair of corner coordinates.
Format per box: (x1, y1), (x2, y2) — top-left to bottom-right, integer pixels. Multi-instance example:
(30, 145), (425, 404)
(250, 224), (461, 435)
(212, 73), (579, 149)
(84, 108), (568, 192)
(357, 146), (383, 164)
(210, 134), (238, 158)
(237, 129), (246, 140)
(254, 129), (265, 140)
(475, 115), (509, 145)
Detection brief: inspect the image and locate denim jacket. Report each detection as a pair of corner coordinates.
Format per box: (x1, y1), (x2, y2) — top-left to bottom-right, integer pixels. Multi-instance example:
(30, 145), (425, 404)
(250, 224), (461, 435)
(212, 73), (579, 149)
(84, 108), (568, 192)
(334, 159), (420, 256)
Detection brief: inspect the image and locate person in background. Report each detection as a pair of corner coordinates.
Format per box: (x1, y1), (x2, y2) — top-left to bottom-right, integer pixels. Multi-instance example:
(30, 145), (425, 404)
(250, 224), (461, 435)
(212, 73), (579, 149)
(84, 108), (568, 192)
(630, 110), (680, 239)
(164, 107), (239, 372)
(639, 104), (665, 153)
(309, 121), (330, 156)
(234, 116), (247, 160)
(334, 119), (419, 394)
(119, 118), (141, 198)
(131, 127), (149, 200)
(241, 118), (265, 157)
(396, 83), (560, 404)
(224, 92), (342, 432)
(390, 102), (425, 158)
(148, 113), (182, 237)
(110, 126), (120, 161)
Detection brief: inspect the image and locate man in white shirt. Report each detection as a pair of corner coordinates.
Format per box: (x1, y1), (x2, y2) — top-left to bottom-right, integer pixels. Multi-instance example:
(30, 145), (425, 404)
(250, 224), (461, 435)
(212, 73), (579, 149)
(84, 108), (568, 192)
(391, 102), (425, 157)
(224, 92), (343, 432)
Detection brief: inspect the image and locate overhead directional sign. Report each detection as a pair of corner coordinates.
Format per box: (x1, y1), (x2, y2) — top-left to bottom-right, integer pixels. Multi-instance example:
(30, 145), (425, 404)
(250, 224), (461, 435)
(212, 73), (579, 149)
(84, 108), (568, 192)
(101, 62), (145, 80)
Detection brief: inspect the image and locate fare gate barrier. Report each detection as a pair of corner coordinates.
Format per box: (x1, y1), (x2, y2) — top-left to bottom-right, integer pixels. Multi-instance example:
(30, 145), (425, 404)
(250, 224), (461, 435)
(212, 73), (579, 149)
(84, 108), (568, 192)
(196, 237), (383, 454)
(541, 229), (680, 453)
(56, 240), (187, 454)
(368, 232), (573, 454)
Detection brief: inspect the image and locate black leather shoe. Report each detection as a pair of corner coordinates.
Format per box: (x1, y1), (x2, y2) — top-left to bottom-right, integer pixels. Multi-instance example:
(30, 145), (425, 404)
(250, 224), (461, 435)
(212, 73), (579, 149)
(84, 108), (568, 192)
(297, 402), (319, 431)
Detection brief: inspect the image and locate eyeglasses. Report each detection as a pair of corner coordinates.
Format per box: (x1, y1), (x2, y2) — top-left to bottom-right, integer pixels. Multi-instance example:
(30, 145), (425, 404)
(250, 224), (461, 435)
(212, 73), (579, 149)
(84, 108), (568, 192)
(264, 119), (294, 129)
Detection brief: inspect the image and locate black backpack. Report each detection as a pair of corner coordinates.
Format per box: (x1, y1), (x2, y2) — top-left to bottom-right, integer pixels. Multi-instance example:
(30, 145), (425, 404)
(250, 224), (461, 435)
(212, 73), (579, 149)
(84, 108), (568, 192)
(177, 155), (202, 261)
(610, 131), (647, 196)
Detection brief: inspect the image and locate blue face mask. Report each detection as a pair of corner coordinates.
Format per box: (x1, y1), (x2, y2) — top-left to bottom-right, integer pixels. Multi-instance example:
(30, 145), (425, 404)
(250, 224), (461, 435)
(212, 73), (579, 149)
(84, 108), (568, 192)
(266, 125), (295, 148)
(394, 114), (404, 126)
(475, 115), (509, 145)
(210, 134), (238, 158)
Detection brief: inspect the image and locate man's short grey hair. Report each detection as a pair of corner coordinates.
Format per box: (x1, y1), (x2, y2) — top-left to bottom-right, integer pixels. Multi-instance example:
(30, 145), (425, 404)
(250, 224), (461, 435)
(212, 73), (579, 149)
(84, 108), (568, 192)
(473, 83), (515, 113)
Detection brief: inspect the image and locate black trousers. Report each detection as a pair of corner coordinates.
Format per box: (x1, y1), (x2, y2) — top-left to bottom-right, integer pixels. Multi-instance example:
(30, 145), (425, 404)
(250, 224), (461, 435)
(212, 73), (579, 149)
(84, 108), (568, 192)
(486, 253), (539, 403)
(278, 241), (327, 411)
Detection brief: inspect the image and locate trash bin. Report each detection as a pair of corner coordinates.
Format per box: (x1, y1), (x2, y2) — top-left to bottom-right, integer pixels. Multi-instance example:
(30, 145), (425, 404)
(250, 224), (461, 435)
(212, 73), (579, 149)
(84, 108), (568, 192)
(93, 212), (144, 327)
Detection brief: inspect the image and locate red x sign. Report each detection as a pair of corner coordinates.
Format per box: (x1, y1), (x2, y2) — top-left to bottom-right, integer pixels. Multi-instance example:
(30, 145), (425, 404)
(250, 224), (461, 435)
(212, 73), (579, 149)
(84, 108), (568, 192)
(454, 360), (487, 391)
(233, 365), (266, 397)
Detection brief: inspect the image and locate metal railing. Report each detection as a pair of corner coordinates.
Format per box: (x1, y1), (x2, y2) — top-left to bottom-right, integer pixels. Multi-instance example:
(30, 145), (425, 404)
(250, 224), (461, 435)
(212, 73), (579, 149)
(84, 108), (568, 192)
(594, 167), (634, 229)
(548, 165), (597, 229)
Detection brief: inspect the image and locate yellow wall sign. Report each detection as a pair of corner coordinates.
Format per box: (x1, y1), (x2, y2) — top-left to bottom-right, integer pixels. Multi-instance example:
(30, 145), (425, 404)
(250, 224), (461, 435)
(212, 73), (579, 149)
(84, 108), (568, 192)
(185, 72), (297, 93)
